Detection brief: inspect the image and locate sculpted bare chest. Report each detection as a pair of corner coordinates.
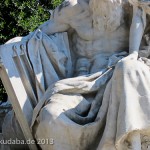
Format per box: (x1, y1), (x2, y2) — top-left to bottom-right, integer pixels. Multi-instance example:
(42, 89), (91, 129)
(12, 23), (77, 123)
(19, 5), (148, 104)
(66, 0), (129, 57)
(71, 27), (129, 59)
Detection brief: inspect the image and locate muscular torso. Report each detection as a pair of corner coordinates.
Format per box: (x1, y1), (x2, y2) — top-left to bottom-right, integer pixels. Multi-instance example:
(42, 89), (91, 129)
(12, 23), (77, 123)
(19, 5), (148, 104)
(52, 0), (132, 73)
(61, 0), (131, 59)
(72, 27), (129, 58)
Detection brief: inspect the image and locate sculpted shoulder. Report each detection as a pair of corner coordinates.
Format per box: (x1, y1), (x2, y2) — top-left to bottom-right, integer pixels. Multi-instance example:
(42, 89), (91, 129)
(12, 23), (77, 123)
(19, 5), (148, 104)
(52, 0), (89, 22)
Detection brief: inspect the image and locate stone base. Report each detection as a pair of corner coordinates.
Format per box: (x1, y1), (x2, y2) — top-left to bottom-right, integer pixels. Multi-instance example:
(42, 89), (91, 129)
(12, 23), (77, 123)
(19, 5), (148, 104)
(0, 101), (12, 132)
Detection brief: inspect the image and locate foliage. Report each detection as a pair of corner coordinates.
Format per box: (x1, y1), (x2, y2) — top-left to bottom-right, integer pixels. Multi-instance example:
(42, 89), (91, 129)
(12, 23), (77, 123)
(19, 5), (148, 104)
(0, 0), (63, 44)
(51, 0), (63, 7)
(0, 0), (63, 101)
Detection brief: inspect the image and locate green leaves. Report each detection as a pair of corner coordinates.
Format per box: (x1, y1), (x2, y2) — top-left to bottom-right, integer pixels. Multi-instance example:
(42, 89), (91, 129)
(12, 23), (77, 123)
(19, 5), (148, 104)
(0, 0), (63, 44)
(52, 0), (63, 8)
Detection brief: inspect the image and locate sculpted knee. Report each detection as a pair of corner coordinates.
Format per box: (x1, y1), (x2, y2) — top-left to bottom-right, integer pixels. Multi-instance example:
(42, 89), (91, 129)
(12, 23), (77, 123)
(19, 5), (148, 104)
(115, 59), (138, 73)
(39, 102), (65, 123)
(39, 104), (55, 122)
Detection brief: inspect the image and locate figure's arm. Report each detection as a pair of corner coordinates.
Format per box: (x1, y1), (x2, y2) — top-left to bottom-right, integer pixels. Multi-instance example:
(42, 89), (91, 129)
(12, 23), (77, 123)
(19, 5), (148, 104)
(129, 6), (146, 56)
(38, 0), (77, 34)
(38, 19), (70, 35)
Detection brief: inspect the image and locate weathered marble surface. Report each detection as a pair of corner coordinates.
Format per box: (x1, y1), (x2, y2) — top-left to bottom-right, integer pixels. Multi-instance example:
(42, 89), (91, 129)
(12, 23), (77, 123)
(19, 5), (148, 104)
(2, 0), (150, 150)
(0, 101), (11, 132)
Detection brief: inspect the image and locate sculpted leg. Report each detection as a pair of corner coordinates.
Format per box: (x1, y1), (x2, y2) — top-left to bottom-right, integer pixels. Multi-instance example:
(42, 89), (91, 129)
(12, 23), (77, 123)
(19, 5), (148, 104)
(35, 93), (102, 150)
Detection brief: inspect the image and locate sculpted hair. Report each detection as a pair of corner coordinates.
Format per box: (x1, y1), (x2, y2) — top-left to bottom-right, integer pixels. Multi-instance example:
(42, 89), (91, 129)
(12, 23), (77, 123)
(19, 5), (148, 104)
(89, 0), (123, 32)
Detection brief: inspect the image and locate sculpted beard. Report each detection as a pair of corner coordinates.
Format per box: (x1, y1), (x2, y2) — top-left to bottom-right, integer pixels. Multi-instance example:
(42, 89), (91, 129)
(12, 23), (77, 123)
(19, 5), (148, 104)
(89, 0), (123, 32)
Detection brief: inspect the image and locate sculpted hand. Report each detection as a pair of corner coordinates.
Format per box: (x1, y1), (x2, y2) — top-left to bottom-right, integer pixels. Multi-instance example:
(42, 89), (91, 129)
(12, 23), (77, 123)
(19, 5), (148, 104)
(121, 52), (138, 61)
